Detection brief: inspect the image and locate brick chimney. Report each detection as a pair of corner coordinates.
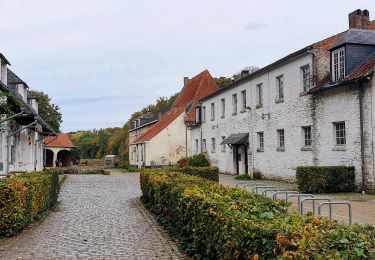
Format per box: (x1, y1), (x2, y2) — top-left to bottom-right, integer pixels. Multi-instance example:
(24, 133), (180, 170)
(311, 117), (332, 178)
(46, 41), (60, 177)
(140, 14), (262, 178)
(349, 9), (371, 29)
(184, 77), (189, 86)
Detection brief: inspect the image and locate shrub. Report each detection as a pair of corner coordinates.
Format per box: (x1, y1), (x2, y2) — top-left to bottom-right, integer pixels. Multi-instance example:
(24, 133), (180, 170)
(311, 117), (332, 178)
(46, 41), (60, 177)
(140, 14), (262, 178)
(165, 166), (219, 182)
(187, 153), (209, 167)
(140, 170), (375, 259)
(126, 167), (140, 172)
(296, 166), (356, 193)
(79, 169), (97, 174)
(0, 171), (60, 237)
(234, 174), (252, 180)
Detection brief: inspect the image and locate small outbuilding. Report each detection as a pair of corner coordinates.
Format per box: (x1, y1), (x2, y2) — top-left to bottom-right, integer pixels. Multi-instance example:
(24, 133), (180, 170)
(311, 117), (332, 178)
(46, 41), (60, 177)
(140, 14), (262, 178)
(104, 155), (119, 168)
(44, 133), (75, 167)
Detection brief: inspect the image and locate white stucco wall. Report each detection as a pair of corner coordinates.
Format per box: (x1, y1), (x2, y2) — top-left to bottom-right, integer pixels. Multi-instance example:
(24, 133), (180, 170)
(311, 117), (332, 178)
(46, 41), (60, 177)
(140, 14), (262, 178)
(130, 113), (190, 167)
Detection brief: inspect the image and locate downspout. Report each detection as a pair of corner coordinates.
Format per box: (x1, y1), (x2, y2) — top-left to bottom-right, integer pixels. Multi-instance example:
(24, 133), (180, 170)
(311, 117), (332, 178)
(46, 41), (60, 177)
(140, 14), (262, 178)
(358, 80), (366, 191)
(34, 135), (45, 171)
(6, 120), (38, 175)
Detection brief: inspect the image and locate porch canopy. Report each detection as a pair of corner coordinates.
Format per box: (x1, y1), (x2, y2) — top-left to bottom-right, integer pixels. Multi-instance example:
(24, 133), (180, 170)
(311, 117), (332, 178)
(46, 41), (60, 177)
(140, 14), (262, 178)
(221, 133), (249, 145)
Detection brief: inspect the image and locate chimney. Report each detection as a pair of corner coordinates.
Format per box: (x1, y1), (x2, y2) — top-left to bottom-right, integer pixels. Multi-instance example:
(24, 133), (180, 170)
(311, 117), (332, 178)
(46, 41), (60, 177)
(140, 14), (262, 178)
(349, 9), (370, 29)
(184, 77), (189, 86)
(240, 69), (249, 78)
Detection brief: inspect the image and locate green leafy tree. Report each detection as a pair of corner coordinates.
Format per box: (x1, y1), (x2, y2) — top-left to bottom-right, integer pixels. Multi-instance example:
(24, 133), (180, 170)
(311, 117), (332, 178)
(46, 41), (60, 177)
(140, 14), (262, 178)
(30, 91), (62, 132)
(214, 77), (232, 89)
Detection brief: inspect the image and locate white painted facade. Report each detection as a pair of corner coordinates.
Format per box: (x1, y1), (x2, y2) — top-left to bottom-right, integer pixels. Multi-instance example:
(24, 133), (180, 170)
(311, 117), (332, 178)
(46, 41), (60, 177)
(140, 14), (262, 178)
(0, 54), (54, 176)
(130, 113), (190, 167)
(191, 52), (375, 189)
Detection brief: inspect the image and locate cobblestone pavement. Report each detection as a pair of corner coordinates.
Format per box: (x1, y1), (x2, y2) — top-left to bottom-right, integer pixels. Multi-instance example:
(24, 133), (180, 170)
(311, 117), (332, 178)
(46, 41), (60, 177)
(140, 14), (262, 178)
(220, 174), (375, 226)
(0, 173), (186, 259)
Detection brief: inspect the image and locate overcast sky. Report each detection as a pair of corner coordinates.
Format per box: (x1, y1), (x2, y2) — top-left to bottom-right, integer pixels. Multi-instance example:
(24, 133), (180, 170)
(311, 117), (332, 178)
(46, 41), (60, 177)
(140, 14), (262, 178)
(1, 1), (375, 132)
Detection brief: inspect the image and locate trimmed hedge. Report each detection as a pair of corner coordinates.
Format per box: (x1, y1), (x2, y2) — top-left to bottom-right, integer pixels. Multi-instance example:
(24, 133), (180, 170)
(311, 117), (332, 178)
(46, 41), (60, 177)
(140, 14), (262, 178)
(296, 166), (356, 193)
(141, 169), (375, 259)
(165, 166), (219, 182)
(0, 171), (60, 237)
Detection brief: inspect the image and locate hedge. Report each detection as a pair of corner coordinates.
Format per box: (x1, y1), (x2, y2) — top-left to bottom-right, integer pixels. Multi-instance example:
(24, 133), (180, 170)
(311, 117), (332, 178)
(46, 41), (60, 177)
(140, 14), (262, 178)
(0, 171), (60, 237)
(161, 166), (219, 182)
(296, 166), (356, 193)
(141, 170), (375, 259)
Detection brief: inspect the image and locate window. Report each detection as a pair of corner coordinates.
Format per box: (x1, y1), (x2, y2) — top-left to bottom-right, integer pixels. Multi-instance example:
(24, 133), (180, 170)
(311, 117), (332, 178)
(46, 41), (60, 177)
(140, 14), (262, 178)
(241, 90), (247, 111)
(221, 136), (226, 152)
(334, 122), (346, 145)
(256, 83), (263, 108)
(277, 129), (285, 150)
(301, 65), (311, 92)
(232, 94), (237, 114)
(211, 138), (216, 153)
(195, 139), (199, 154)
(302, 126), (312, 147)
(257, 132), (264, 151)
(210, 102), (215, 121)
(195, 106), (201, 123)
(141, 145), (144, 161)
(202, 139), (207, 152)
(221, 98), (225, 118)
(276, 75), (284, 101)
(202, 106), (206, 123)
(136, 146), (139, 162)
(332, 47), (345, 82)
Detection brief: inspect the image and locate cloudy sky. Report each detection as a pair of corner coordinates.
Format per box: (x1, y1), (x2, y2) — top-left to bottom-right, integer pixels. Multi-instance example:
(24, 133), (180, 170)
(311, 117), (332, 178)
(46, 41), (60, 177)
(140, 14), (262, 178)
(1, 1), (375, 132)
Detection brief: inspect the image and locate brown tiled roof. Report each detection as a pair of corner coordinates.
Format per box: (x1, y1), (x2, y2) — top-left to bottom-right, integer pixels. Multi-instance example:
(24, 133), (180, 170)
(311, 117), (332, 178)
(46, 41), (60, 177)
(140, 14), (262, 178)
(132, 70), (218, 144)
(345, 53), (375, 81)
(44, 133), (75, 148)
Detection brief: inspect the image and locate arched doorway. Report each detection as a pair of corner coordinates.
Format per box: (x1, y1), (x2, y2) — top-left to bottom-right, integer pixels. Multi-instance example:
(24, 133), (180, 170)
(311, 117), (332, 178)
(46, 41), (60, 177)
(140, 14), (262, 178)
(46, 149), (54, 167)
(57, 150), (72, 167)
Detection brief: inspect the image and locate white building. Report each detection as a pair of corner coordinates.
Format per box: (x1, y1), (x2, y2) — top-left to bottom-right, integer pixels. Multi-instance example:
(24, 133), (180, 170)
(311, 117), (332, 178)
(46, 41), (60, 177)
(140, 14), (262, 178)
(190, 9), (375, 191)
(0, 53), (56, 177)
(129, 70), (218, 167)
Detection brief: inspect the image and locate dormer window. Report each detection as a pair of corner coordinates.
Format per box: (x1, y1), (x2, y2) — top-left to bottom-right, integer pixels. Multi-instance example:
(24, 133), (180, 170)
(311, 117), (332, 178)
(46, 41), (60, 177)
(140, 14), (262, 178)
(332, 47), (345, 82)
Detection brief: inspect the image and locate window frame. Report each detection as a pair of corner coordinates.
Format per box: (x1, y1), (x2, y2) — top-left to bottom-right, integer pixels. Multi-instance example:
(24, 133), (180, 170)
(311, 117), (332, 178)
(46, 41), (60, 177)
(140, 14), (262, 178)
(210, 102), (215, 121)
(241, 90), (247, 112)
(276, 75), (284, 102)
(195, 139), (199, 154)
(221, 136), (226, 152)
(256, 83), (263, 108)
(332, 47), (345, 82)
(202, 139), (207, 152)
(232, 93), (238, 115)
(202, 106), (206, 123)
(257, 132), (264, 152)
(277, 129), (285, 151)
(220, 98), (225, 118)
(334, 122), (346, 146)
(211, 138), (216, 153)
(302, 126), (312, 147)
(301, 65), (311, 92)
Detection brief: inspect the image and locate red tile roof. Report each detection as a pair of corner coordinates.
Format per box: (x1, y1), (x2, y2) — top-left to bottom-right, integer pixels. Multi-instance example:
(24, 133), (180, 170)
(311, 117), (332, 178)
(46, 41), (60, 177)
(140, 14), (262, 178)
(44, 133), (75, 148)
(132, 70), (218, 144)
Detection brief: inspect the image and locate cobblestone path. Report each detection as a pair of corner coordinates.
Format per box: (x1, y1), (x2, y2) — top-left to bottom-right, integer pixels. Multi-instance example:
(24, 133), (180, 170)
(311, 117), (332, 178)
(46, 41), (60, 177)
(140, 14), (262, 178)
(0, 173), (185, 259)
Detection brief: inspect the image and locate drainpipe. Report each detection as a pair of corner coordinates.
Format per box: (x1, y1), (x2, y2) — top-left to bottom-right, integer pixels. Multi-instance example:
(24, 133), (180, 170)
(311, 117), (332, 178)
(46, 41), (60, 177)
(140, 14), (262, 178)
(358, 80), (366, 191)
(34, 135), (45, 171)
(6, 120), (38, 175)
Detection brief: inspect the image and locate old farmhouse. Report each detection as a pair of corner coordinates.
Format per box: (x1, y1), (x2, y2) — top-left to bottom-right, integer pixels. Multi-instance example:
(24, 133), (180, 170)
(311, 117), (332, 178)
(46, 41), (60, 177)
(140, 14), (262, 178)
(129, 70), (218, 167)
(190, 9), (375, 191)
(0, 54), (56, 176)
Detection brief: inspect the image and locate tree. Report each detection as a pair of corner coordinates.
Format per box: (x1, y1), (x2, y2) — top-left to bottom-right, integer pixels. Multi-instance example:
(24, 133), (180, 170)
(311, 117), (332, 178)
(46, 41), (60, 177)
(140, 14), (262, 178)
(30, 91), (62, 132)
(214, 77), (233, 89)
